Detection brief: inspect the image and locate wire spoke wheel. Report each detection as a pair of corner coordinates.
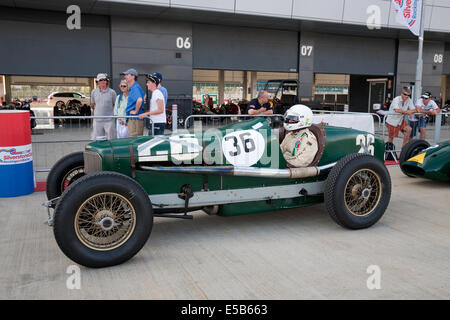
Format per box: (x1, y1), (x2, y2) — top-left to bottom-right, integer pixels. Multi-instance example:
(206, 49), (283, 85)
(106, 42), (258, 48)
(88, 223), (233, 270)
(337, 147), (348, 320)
(74, 192), (137, 251)
(324, 153), (391, 229)
(344, 169), (382, 217)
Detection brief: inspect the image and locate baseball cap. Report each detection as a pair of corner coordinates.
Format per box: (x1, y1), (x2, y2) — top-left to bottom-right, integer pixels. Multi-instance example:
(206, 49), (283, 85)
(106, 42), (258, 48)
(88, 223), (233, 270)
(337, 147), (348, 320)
(122, 68), (138, 77)
(152, 72), (163, 81)
(421, 92), (432, 99)
(146, 74), (160, 85)
(96, 73), (109, 82)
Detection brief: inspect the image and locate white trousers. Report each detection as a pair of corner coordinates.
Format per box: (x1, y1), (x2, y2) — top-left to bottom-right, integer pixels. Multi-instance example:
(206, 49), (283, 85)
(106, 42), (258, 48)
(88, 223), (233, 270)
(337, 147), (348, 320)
(92, 120), (116, 140)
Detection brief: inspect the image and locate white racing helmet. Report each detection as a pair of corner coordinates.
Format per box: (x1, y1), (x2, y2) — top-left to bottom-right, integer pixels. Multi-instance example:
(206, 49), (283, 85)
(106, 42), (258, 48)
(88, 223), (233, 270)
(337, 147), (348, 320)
(283, 104), (313, 131)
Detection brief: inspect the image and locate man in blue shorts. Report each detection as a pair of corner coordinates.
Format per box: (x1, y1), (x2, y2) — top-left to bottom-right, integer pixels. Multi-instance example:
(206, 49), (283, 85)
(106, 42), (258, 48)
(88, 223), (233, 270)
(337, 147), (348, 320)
(412, 92), (441, 140)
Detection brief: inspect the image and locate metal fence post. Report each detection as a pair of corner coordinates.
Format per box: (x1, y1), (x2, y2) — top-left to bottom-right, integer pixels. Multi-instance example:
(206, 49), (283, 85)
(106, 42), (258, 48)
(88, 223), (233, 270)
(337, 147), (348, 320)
(172, 104), (178, 133)
(434, 113), (442, 144)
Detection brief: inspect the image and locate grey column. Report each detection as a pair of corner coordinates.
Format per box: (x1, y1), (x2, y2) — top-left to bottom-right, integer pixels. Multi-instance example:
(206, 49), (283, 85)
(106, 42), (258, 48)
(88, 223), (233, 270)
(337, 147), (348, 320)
(218, 70), (224, 106)
(299, 34), (314, 102)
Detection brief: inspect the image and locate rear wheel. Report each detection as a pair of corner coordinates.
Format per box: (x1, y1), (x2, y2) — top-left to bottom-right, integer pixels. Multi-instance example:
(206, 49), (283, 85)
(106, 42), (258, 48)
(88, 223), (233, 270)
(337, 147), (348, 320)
(399, 139), (430, 177)
(324, 153), (391, 229)
(53, 172), (153, 268)
(46, 152), (85, 200)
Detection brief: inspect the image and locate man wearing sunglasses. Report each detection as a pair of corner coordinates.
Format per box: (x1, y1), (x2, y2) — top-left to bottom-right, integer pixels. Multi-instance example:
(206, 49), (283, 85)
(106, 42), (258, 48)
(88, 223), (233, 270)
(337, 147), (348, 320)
(385, 87), (415, 146)
(90, 73), (117, 140)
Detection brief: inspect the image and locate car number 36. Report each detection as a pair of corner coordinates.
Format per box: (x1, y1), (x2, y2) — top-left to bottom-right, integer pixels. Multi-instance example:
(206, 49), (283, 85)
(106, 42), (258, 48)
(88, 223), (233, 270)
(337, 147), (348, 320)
(222, 130), (266, 166)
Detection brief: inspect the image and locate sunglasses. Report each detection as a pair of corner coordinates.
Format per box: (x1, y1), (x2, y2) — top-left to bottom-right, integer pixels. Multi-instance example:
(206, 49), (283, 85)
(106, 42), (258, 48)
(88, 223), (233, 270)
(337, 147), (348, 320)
(120, 85), (127, 88)
(402, 92), (410, 97)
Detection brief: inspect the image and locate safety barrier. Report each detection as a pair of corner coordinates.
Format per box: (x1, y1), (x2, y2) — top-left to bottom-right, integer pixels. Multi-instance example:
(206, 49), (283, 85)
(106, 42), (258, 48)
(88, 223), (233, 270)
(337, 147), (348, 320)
(379, 112), (446, 143)
(30, 115), (153, 177)
(184, 110), (382, 132)
(311, 110), (383, 134)
(29, 110), (447, 179)
(378, 111), (447, 161)
(183, 114), (285, 129)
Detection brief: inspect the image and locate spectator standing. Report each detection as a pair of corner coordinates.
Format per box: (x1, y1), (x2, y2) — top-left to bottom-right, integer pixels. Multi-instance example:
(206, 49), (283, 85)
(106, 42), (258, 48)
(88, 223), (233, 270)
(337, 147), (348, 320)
(413, 92), (441, 140)
(152, 72), (168, 105)
(144, 72), (168, 132)
(114, 79), (129, 139)
(139, 74), (166, 135)
(90, 73), (117, 140)
(245, 90), (273, 115)
(123, 68), (145, 137)
(204, 93), (213, 110)
(385, 88), (415, 146)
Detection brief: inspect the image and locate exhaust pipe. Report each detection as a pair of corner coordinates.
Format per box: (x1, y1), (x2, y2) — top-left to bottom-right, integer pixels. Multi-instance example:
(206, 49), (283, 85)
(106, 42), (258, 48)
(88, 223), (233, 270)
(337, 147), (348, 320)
(140, 162), (336, 179)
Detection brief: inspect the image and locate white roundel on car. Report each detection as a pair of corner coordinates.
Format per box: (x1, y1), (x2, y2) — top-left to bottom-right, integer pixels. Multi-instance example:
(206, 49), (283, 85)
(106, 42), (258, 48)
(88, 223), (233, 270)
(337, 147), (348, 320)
(222, 130), (265, 166)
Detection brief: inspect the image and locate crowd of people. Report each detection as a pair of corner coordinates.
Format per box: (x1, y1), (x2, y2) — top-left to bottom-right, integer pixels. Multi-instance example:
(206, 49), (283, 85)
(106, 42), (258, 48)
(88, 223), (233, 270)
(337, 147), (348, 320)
(90, 69), (167, 140)
(384, 88), (441, 146)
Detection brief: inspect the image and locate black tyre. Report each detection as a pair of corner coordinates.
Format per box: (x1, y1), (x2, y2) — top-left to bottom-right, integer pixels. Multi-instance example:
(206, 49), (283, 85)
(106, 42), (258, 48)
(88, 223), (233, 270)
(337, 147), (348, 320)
(324, 153), (391, 229)
(46, 152), (85, 200)
(399, 139), (430, 177)
(53, 172), (153, 268)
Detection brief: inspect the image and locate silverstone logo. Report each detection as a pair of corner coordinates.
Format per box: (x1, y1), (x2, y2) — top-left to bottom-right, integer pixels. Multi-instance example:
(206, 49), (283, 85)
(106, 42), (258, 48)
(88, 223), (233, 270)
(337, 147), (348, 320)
(394, 0), (419, 27)
(393, 0), (421, 36)
(0, 145), (33, 165)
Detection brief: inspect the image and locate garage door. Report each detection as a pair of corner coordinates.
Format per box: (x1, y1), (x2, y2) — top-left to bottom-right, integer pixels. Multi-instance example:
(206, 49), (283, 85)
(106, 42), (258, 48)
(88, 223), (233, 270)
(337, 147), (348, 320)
(193, 24), (298, 72)
(0, 7), (111, 77)
(303, 32), (396, 75)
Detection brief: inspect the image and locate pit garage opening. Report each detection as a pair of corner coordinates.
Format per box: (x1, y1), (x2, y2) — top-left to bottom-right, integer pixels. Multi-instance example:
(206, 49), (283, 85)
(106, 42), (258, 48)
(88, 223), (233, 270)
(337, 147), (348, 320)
(192, 69), (298, 113)
(1, 75), (96, 129)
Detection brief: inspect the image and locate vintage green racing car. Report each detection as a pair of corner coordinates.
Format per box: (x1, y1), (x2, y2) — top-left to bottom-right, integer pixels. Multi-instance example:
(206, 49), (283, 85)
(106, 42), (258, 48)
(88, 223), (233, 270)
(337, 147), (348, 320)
(399, 139), (450, 182)
(44, 117), (392, 268)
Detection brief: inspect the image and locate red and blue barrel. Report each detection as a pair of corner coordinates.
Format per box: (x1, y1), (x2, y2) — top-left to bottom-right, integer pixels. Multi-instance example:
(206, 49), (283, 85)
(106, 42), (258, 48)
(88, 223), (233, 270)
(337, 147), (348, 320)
(0, 110), (35, 197)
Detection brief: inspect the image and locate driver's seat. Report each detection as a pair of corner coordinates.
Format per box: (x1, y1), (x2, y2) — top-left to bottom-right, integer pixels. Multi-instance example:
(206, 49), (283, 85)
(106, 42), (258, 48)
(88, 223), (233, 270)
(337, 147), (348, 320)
(278, 124), (326, 167)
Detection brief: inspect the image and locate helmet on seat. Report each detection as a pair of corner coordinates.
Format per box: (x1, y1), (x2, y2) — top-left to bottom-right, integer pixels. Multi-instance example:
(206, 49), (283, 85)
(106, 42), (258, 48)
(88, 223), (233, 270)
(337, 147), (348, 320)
(283, 104), (313, 131)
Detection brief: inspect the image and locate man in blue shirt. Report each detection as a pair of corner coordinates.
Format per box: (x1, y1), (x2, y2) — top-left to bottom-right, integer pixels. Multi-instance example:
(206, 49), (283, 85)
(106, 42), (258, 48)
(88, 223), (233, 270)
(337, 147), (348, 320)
(123, 68), (145, 137)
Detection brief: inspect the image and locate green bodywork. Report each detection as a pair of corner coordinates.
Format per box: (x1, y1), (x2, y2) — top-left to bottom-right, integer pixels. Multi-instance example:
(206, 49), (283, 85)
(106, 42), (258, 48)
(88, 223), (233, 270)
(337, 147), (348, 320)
(85, 118), (386, 216)
(401, 140), (450, 182)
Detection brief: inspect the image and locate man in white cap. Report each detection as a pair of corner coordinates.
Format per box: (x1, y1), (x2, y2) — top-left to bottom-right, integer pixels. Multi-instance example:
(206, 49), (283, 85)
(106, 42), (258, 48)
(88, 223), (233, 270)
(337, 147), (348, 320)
(280, 104), (318, 167)
(90, 73), (117, 140)
(413, 91), (441, 140)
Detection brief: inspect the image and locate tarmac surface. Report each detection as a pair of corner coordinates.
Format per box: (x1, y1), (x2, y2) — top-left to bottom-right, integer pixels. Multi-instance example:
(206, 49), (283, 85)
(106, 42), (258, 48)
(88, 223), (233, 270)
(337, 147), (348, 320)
(0, 166), (449, 300)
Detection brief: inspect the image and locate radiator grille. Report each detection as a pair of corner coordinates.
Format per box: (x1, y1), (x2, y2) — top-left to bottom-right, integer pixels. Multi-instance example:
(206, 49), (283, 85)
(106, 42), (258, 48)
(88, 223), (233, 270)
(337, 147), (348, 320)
(83, 151), (102, 174)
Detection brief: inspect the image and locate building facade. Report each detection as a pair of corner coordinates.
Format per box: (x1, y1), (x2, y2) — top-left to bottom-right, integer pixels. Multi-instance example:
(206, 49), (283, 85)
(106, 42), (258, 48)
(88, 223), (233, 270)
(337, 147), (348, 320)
(1, 0), (450, 117)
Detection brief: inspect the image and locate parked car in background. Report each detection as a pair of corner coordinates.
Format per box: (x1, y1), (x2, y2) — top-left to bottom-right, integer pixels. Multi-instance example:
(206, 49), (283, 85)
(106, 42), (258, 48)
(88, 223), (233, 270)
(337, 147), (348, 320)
(47, 92), (91, 118)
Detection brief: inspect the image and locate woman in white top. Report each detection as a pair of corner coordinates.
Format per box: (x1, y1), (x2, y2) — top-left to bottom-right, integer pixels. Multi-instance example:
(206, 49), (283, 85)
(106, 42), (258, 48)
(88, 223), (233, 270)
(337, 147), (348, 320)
(139, 74), (166, 135)
(114, 79), (129, 138)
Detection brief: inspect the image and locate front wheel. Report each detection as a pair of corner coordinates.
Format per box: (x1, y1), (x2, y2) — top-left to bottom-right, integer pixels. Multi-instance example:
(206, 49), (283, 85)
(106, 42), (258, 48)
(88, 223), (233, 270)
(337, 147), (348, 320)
(399, 139), (430, 177)
(324, 153), (391, 229)
(46, 152), (85, 200)
(53, 172), (153, 268)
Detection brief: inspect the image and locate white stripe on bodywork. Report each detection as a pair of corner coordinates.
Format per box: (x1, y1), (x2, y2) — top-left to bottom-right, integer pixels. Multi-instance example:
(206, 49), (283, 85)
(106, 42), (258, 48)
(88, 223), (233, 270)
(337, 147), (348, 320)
(149, 181), (324, 209)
